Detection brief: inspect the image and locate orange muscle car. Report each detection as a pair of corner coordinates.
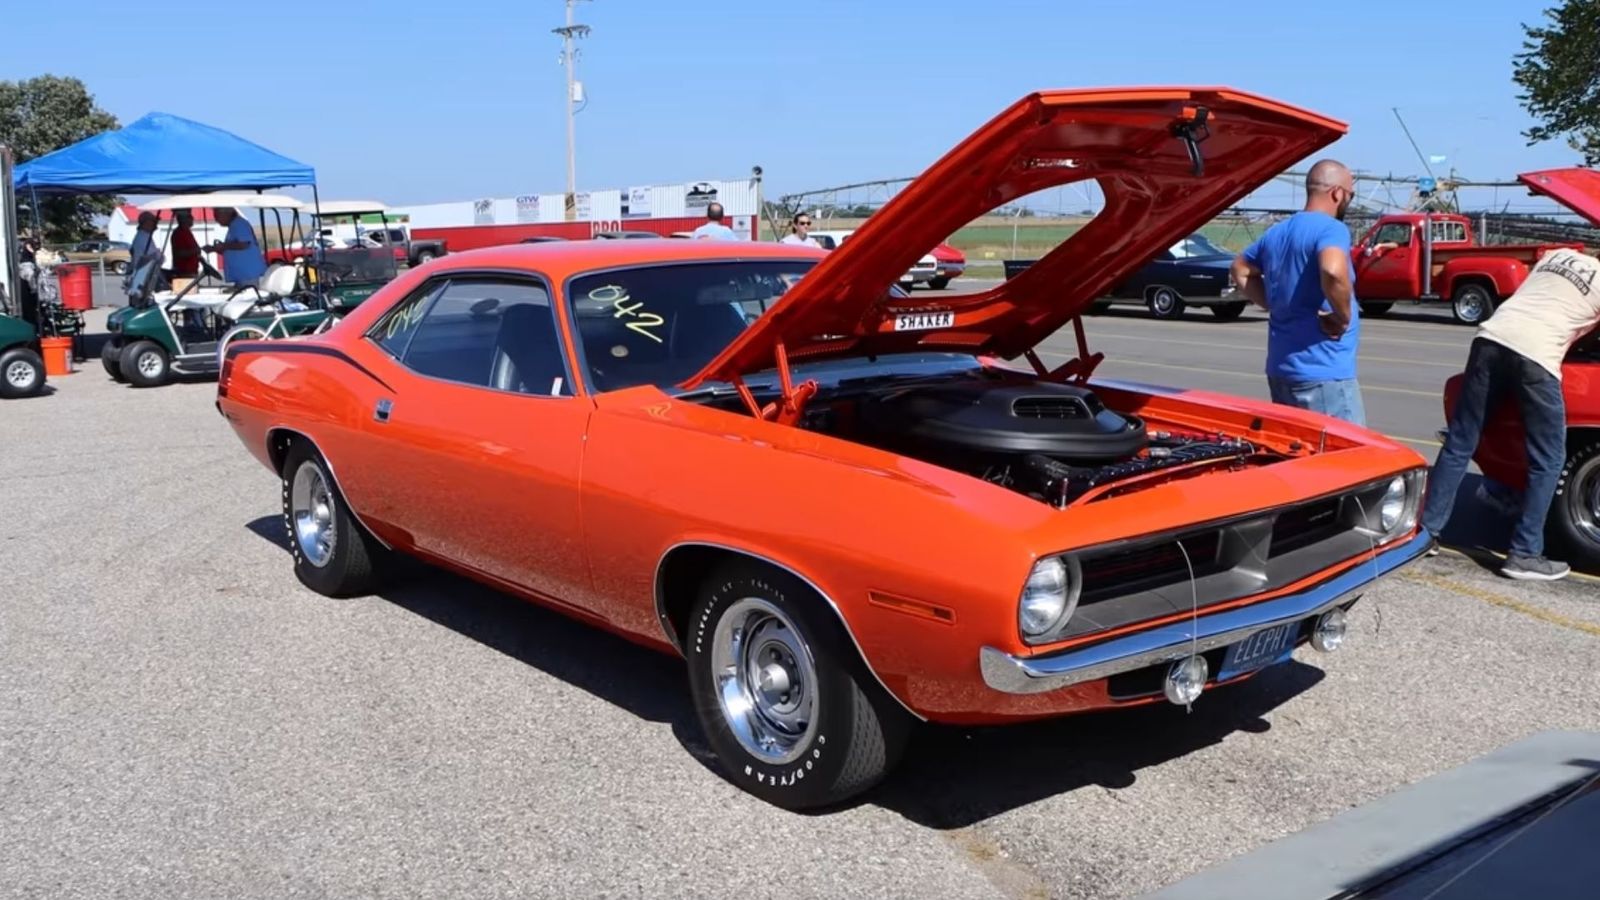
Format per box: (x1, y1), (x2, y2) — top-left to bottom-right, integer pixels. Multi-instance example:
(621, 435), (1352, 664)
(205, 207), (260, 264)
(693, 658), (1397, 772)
(218, 88), (1432, 810)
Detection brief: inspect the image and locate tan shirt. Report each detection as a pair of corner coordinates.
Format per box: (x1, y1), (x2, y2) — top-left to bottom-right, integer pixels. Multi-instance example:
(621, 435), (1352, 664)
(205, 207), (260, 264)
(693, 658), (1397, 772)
(1478, 247), (1600, 379)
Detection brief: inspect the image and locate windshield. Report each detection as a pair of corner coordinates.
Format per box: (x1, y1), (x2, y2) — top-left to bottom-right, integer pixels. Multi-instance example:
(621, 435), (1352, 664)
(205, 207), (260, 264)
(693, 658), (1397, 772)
(568, 260), (816, 392)
(1168, 233), (1229, 258)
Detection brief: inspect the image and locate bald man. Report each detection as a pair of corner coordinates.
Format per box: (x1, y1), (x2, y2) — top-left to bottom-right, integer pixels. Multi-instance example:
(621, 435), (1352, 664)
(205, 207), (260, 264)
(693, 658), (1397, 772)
(1231, 159), (1365, 425)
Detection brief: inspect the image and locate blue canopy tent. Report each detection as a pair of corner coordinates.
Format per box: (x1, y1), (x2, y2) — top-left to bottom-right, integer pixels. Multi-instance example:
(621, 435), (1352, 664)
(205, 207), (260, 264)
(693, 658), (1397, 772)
(13, 112), (319, 304)
(13, 111), (315, 196)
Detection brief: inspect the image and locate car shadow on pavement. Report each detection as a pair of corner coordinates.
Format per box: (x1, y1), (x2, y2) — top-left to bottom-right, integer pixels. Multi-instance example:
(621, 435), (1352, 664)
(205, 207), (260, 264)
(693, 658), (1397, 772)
(873, 661), (1325, 829)
(244, 516), (703, 737)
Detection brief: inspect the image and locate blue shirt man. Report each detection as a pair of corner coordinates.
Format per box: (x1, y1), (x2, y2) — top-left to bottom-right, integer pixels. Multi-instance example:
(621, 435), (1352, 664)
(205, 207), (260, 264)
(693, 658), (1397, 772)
(1232, 160), (1365, 426)
(211, 207), (267, 285)
(690, 202), (740, 241)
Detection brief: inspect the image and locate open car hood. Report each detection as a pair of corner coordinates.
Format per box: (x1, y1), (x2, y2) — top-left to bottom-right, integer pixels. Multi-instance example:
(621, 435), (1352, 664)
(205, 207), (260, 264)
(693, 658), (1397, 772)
(684, 87), (1346, 388)
(1518, 167), (1600, 227)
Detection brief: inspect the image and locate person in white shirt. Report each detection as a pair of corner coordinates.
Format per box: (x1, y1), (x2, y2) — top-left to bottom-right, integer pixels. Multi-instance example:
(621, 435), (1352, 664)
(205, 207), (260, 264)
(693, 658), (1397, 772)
(780, 213), (820, 247)
(690, 202), (739, 241)
(1422, 247), (1600, 581)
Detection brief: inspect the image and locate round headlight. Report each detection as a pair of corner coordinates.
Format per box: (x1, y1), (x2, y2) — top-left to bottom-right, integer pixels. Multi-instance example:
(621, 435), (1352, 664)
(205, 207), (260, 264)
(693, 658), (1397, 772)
(1380, 475), (1407, 531)
(1019, 557), (1073, 637)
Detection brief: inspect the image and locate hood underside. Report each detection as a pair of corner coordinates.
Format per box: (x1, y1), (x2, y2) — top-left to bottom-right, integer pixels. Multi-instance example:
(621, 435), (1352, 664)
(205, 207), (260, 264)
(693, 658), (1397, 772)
(684, 87), (1347, 388)
(1518, 167), (1600, 228)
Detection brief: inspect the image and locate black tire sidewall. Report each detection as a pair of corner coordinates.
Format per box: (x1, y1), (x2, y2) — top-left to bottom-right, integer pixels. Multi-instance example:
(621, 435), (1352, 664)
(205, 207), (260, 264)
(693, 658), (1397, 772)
(1148, 288), (1184, 319)
(281, 443), (358, 596)
(120, 340), (170, 387)
(685, 564), (880, 808)
(1210, 302), (1246, 321)
(1550, 442), (1600, 571)
(101, 339), (127, 382)
(0, 348), (45, 398)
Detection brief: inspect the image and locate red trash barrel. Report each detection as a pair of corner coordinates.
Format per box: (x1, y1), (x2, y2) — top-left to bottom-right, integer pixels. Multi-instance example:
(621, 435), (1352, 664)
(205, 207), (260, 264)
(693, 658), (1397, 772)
(56, 264), (93, 311)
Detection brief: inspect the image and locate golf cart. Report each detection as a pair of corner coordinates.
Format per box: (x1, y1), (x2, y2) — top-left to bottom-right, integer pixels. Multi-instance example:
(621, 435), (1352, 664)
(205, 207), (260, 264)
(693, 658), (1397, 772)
(103, 192), (329, 387)
(2, 144), (47, 399)
(302, 200), (402, 309)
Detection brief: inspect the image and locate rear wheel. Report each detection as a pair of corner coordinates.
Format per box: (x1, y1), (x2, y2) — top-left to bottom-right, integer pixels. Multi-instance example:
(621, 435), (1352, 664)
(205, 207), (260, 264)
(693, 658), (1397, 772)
(280, 441), (387, 597)
(119, 340), (171, 388)
(101, 339), (127, 382)
(414, 250), (437, 265)
(1452, 284), (1495, 325)
(927, 276), (950, 290)
(111, 260), (130, 275)
(1147, 286), (1185, 320)
(686, 560), (911, 810)
(1210, 301), (1247, 321)
(0, 347), (45, 399)
(1549, 441), (1600, 572)
(1360, 300), (1393, 317)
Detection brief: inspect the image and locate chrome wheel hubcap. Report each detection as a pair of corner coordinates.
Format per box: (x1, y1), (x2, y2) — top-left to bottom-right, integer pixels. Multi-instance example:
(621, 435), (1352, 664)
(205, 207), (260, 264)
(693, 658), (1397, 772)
(1459, 293), (1485, 321)
(1153, 290), (1176, 314)
(712, 598), (818, 764)
(1572, 456), (1600, 545)
(5, 360), (35, 388)
(290, 461), (337, 567)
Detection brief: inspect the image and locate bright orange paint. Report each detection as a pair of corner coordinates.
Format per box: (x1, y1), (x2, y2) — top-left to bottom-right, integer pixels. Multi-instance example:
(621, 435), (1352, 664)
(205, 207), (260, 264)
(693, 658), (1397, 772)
(218, 88), (1427, 726)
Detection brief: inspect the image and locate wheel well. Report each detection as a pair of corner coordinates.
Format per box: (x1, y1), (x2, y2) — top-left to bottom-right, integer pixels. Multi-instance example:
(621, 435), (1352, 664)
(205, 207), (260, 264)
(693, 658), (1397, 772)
(1451, 276), (1495, 299)
(265, 428), (309, 474)
(1570, 426), (1600, 453)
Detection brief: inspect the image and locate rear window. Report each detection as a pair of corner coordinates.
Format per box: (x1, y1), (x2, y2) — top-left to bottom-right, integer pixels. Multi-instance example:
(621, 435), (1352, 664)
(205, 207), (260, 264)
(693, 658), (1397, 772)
(566, 261), (815, 392)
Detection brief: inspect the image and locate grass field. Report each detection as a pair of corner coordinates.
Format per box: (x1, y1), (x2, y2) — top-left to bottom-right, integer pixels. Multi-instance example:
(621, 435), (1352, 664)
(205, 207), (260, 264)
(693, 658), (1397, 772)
(766, 215), (1267, 270)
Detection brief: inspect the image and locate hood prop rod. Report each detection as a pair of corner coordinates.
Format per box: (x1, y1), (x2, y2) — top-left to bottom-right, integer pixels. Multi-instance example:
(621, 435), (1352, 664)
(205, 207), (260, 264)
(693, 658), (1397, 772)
(733, 341), (818, 425)
(1024, 316), (1105, 383)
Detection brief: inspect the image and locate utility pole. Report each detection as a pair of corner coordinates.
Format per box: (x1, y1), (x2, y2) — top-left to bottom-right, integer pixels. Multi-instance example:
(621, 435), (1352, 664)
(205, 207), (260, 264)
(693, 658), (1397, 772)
(554, 0), (591, 206)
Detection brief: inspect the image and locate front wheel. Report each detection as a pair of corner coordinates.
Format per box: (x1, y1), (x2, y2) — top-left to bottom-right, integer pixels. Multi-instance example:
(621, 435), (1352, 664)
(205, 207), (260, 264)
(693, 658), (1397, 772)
(0, 347), (46, 399)
(1452, 284), (1495, 325)
(686, 561), (911, 810)
(217, 324), (269, 371)
(1147, 286), (1185, 320)
(927, 276), (950, 290)
(281, 441), (388, 597)
(101, 339), (128, 382)
(119, 340), (171, 388)
(1360, 301), (1394, 317)
(1210, 301), (1247, 322)
(1549, 441), (1600, 572)
(111, 260), (130, 275)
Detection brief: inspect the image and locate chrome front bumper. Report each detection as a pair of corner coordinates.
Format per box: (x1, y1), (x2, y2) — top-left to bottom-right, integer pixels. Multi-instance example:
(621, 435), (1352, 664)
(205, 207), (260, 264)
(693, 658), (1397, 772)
(979, 528), (1433, 695)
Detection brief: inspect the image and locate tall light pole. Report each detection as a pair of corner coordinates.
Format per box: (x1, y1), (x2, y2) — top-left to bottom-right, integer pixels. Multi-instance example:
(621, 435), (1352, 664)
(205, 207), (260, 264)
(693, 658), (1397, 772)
(554, 0), (591, 207)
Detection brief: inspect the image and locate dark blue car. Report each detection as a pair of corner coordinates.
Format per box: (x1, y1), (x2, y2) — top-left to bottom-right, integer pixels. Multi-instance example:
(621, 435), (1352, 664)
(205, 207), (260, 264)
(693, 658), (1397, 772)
(1005, 232), (1247, 321)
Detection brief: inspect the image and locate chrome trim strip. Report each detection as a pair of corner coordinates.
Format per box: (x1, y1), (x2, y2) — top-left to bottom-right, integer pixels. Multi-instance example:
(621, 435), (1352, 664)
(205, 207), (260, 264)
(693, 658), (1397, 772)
(980, 528), (1432, 695)
(653, 541), (926, 721)
(263, 426), (394, 551)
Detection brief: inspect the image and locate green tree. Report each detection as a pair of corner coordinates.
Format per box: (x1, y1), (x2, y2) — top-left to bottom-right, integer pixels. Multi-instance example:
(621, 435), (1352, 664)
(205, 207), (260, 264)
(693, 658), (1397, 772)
(1512, 0), (1600, 164)
(0, 75), (120, 242)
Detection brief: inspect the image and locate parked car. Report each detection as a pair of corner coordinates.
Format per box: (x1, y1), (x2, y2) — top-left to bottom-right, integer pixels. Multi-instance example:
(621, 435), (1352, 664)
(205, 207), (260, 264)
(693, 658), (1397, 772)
(593, 230), (663, 240)
(1004, 232), (1247, 320)
(216, 87), (1430, 809)
(1353, 169), (1594, 325)
(929, 242), (966, 289)
(63, 239), (132, 275)
(361, 226), (448, 267)
(811, 228), (938, 288)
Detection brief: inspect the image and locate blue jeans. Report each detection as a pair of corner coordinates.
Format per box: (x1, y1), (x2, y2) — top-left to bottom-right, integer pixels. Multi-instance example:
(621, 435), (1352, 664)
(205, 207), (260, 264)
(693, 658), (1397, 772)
(1421, 338), (1567, 557)
(1267, 377), (1367, 427)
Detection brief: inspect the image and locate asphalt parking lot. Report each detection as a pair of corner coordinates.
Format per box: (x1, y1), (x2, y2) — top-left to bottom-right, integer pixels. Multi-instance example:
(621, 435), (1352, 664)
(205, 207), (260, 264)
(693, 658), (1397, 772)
(3, 302), (1598, 900)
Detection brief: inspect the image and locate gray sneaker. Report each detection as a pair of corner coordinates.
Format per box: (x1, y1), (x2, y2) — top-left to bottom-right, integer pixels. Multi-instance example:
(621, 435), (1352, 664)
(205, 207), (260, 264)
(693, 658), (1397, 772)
(1501, 555), (1571, 581)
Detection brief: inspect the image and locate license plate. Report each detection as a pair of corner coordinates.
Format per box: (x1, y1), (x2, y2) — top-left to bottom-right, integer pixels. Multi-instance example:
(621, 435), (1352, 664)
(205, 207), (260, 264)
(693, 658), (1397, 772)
(893, 311), (954, 331)
(1217, 621), (1299, 681)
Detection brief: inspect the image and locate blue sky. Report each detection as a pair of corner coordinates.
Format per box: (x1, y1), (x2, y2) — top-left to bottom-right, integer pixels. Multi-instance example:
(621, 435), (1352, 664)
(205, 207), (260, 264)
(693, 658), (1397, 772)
(2, 0), (1580, 212)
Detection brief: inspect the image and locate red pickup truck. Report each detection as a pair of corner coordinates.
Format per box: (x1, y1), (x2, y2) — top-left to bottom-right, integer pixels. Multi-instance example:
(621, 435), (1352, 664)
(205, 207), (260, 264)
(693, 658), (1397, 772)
(1353, 169), (1594, 325)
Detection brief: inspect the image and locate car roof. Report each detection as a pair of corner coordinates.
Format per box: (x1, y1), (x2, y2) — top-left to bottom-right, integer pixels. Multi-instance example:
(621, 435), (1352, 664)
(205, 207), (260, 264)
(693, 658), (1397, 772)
(423, 238), (825, 280)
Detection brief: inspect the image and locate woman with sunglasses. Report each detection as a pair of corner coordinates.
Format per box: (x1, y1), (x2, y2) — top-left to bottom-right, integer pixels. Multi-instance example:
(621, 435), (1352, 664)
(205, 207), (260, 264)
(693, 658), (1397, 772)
(780, 213), (821, 248)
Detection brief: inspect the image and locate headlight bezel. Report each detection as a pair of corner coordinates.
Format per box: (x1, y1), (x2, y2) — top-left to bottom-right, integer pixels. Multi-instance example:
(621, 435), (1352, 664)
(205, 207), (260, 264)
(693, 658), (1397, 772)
(1018, 554), (1081, 640)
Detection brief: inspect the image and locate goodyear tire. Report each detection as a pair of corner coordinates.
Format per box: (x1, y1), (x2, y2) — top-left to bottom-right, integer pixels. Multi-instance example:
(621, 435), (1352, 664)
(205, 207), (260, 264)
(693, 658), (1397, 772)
(1548, 441), (1600, 573)
(1147, 286), (1185, 319)
(101, 339), (127, 382)
(0, 347), (46, 399)
(119, 340), (171, 388)
(1452, 284), (1495, 325)
(686, 560), (911, 810)
(280, 440), (387, 597)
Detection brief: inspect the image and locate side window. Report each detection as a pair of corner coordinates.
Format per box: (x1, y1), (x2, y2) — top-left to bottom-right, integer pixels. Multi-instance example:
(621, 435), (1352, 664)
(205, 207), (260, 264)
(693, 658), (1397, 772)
(1374, 223), (1411, 246)
(369, 281), (441, 360)
(395, 278), (570, 396)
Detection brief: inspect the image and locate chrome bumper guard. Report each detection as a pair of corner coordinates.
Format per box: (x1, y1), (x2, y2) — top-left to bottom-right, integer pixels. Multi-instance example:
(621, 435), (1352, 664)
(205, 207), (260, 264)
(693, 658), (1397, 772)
(979, 528), (1433, 695)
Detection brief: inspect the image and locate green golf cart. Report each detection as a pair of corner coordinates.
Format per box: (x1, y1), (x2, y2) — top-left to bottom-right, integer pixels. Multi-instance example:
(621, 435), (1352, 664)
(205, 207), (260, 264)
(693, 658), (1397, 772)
(101, 192), (331, 387)
(0, 312), (45, 399)
(303, 200), (402, 310)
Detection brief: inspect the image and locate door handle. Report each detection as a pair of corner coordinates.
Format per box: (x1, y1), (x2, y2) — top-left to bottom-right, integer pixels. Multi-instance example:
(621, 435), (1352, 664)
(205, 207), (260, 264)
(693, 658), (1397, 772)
(374, 398), (393, 423)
